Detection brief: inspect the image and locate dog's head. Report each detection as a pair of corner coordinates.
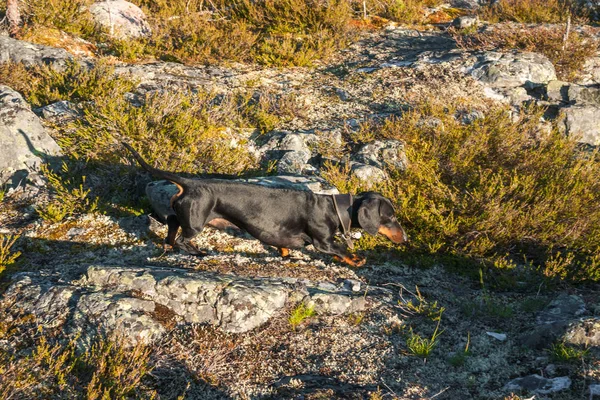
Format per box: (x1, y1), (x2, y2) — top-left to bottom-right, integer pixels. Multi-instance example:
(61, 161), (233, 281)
(356, 192), (407, 244)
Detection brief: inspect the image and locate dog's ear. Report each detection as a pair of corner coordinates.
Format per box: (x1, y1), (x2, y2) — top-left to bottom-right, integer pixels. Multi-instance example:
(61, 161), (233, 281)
(357, 198), (380, 236)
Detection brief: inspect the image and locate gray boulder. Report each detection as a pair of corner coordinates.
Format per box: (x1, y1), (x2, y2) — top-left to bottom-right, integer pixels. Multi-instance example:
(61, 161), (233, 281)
(519, 294), (589, 348)
(353, 140), (408, 171)
(5, 265), (368, 345)
(560, 105), (600, 146)
(504, 375), (571, 395)
(89, 0), (152, 39)
(472, 52), (557, 88)
(0, 86), (62, 187)
(0, 36), (72, 68)
(563, 317), (600, 347)
(350, 163), (386, 189)
(451, 15), (479, 29)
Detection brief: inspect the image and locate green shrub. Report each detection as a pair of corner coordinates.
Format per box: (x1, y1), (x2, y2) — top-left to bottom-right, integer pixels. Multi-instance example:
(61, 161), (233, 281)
(550, 341), (589, 362)
(0, 329), (155, 399)
(36, 162), (98, 223)
(323, 100), (600, 282)
(451, 24), (599, 81)
(0, 235), (21, 276)
(289, 303), (316, 330)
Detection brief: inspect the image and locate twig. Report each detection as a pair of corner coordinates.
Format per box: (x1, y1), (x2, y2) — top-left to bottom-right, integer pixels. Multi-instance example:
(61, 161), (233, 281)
(429, 386), (450, 399)
(381, 379), (398, 398)
(562, 14), (571, 52)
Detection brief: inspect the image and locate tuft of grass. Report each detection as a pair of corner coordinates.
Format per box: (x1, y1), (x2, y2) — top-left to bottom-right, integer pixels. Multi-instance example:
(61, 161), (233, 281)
(289, 303), (316, 330)
(402, 286), (445, 321)
(322, 99), (600, 282)
(448, 332), (471, 367)
(451, 23), (599, 81)
(406, 317), (443, 359)
(36, 162), (98, 223)
(550, 342), (589, 362)
(0, 235), (21, 275)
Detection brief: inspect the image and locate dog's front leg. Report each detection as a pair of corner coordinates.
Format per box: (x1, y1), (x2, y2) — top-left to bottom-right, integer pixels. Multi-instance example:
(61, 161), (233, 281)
(313, 240), (365, 267)
(174, 228), (206, 256)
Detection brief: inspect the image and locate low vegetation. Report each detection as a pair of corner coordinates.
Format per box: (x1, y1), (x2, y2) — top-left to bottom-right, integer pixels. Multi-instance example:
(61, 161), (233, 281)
(0, 314), (155, 399)
(0, 235), (21, 275)
(550, 341), (590, 362)
(451, 23), (599, 81)
(324, 100), (600, 282)
(478, 0), (589, 24)
(289, 303), (316, 330)
(405, 317), (443, 358)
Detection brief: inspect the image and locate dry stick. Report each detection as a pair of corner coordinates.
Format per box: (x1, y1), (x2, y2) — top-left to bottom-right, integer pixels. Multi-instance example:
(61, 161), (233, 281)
(562, 14), (571, 52)
(363, 0), (367, 20)
(6, 0), (21, 37)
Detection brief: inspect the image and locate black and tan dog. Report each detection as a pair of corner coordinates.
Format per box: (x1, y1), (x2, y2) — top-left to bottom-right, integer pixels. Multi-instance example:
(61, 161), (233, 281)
(123, 143), (406, 267)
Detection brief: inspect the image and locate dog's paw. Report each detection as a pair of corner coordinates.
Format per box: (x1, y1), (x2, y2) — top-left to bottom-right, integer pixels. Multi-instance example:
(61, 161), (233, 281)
(351, 254), (366, 267)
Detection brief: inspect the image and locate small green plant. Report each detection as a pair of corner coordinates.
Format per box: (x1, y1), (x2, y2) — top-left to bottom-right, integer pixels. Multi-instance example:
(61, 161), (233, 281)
(36, 162), (98, 223)
(448, 332), (471, 367)
(0, 186), (5, 203)
(289, 303), (316, 330)
(348, 312), (365, 326)
(550, 342), (589, 362)
(406, 316), (443, 358)
(0, 234), (21, 275)
(403, 286), (446, 321)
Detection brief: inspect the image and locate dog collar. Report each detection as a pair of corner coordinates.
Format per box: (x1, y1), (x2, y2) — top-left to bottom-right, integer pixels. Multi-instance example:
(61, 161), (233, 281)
(332, 193), (354, 249)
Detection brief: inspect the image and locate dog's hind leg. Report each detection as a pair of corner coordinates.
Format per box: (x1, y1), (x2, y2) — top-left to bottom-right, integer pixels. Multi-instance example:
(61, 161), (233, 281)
(165, 214), (180, 251)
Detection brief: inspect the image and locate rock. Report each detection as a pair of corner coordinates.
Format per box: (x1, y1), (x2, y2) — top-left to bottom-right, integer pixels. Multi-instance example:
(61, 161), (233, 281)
(277, 150), (311, 174)
(0, 36), (72, 68)
(567, 85), (600, 106)
(451, 16), (479, 29)
(577, 56), (600, 85)
(307, 292), (367, 315)
(472, 52), (557, 89)
(560, 105), (600, 146)
(519, 294), (588, 348)
(5, 266), (368, 345)
(0, 86), (62, 187)
(563, 317), (600, 347)
(546, 80), (570, 103)
(450, 0), (484, 8)
(353, 140), (408, 171)
(536, 294), (586, 324)
(350, 163), (386, 189)
(34, 100), (80, 122)
(256, 131), (318, 173)
(504, 375), (571, 395)
(89, 0), (152, 39)
(544, 364), (557, 376)
(146, 176), (338, 223)
(486, 332), (507, 341)
(590, 384), (600, 398)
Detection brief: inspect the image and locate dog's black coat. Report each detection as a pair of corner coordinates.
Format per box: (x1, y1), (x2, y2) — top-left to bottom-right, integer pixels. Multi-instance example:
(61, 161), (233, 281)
(124, 143), (406, 266)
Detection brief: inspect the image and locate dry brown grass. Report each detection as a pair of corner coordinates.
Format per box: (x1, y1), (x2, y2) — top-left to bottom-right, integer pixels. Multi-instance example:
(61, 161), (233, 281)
(478, 0), (588, 24)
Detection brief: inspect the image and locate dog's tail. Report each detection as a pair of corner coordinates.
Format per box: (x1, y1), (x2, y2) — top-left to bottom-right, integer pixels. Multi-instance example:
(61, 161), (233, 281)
(122, 142), (193, 197)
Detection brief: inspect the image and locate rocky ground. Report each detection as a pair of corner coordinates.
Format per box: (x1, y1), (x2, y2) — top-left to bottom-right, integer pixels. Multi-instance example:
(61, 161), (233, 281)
(1, 2), (600, 399)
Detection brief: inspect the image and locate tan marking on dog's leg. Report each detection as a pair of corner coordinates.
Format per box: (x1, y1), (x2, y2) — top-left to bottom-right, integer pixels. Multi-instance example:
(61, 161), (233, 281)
(279, 247), (290, 258)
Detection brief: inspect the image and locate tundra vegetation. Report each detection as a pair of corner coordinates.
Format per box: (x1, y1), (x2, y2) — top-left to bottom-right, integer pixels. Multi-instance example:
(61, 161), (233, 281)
(0, 0), (599, 398)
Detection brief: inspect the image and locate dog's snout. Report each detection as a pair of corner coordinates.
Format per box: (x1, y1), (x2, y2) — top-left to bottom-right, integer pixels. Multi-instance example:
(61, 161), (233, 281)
(378, 224), (407, 244)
